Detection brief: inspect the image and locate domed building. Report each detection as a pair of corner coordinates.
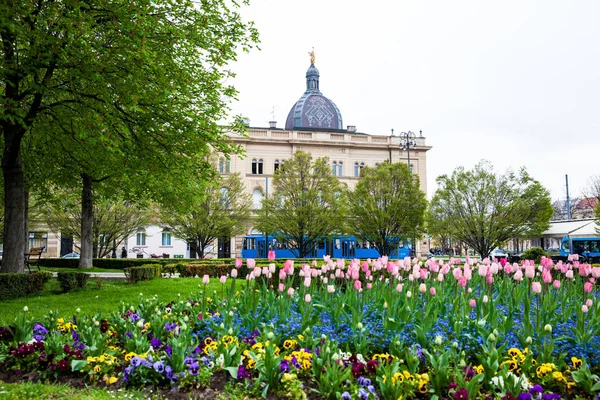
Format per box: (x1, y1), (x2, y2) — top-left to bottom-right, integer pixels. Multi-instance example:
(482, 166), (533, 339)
(285, 62), (344, 131)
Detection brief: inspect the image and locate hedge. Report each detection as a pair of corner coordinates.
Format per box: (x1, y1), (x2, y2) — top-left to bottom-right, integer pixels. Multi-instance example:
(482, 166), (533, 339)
(56, 272), (89, 292)
(0, 272), (52, 300)
(124, 265), (157, 284)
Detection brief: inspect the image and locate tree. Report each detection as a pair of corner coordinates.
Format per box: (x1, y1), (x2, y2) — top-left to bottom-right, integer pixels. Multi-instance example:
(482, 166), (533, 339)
(0, 0), (258, 272)
(428, 161), (554, 259)
(160, 172), (251, 259)
(350, 161), (427, 256)
(254, 151), (346, 258)
(38, 191), (152, 258)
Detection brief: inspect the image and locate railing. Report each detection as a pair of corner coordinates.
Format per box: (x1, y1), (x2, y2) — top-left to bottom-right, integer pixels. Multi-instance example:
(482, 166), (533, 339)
(351, 136), (368, 142)
(297, 132), (313, 139)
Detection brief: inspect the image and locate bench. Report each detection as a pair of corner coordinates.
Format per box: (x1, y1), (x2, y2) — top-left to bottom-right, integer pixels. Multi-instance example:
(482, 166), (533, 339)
(24, 247), (45, 272)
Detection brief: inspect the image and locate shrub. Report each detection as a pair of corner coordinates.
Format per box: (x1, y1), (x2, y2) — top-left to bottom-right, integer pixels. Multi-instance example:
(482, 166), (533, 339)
(0, 274), (29, 300)
(28, 272), (52, 294)
(521, 247), (547, 264)
(123, 266), (156, 284)
(57, 272), (89, 292)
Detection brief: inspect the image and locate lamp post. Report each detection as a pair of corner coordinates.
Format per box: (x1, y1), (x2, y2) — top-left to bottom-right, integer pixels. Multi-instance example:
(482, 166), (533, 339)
(399, 130), (417, 174)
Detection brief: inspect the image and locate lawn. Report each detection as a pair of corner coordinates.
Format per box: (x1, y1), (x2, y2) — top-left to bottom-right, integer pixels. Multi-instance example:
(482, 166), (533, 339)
(0, 382), (152, 400)
(0, 277), (223, 324)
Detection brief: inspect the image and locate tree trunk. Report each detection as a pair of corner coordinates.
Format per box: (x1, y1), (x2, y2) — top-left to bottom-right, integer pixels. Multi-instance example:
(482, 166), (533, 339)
(1, 129), (26, 273)
(79, 174), (94, 268)
(24, 189), (29, 254)
(197, 239), (205, 259)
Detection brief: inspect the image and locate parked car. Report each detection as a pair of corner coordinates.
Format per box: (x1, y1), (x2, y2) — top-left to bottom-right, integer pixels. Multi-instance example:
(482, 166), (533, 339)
(61, 252), (80, 259)
(490, 249), (509, 259)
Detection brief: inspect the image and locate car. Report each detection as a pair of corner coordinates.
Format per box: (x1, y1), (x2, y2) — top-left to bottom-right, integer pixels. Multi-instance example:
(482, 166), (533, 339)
(489, 249), (509, 259)
(61, 252), (80, 259)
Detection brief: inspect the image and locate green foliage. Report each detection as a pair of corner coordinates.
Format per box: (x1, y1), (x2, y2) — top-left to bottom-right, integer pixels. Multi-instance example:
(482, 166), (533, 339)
(521, 247), (548, 263)
(350, 161), (427, 256)
(38, 192), (152, 258)
(27, 272), (52, 294)
(56, 272), (89, 292)
(255, 151), (347, 258)
(428, 161), (554, 258)
(161, 171), (252, 259)
(0, 274), (29, 300)
(123, 266), (157, 284)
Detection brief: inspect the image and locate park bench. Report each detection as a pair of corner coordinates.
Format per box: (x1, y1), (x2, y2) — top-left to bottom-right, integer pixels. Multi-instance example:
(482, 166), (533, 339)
(24, 246), (45, 273)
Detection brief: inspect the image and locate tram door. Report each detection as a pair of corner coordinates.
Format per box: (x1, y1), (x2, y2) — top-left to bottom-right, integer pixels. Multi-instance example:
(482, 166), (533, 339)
(217, 237), (231, 258)
(258, 240), (266, 258)
(342, 240), (356, 258)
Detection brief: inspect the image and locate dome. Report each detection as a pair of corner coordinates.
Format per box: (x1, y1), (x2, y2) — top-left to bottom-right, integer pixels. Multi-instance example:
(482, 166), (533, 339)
(285, 62), (343, 130)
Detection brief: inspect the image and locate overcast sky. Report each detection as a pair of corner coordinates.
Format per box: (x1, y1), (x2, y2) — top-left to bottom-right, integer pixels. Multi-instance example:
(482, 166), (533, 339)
(228, 0), (599, 201)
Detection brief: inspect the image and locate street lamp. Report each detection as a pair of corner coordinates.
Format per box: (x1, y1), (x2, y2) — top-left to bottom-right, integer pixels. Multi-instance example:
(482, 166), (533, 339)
(399, 131), (417, 174)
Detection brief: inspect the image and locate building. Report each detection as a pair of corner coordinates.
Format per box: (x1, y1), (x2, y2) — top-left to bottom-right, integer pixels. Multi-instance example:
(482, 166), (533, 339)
(220, 57), (432, 258)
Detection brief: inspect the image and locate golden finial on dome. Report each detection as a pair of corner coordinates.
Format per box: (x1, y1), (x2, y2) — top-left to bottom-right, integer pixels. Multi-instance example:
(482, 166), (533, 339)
(308, 48), (315, 65)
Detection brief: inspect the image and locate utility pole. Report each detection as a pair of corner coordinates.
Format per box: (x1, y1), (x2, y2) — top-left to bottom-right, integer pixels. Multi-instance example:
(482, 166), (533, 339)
(565, 174), (572, 221)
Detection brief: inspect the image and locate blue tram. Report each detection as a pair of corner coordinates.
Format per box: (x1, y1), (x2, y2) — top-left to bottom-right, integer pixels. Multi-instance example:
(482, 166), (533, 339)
(241, 235), (411, 259)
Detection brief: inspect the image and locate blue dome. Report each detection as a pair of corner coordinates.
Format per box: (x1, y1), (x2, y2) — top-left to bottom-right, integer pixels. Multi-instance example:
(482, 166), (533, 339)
(285, 63), (343, 130)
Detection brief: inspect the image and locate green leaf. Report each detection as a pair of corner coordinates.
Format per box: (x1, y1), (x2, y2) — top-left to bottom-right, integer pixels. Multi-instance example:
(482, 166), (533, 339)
(71, 359), (87, 371)
(224, 366), (238, 380)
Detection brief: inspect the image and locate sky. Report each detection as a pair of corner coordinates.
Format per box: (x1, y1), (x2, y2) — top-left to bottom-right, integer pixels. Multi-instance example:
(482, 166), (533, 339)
(228, 0), (600, 201)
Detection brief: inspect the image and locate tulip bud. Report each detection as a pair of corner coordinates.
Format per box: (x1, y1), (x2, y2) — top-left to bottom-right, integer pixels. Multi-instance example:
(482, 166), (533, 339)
(452, 342), (459, 349)
(357, 322), (363, 330)
(435, 336), (443, 346)
(23, 306), (28, 312)
(544, 324), (552, 334)
(487, 333), (496, 342)
(183, 316), (189, 322)
(525, 336), (532, 344)
(267, 332), (274, 340)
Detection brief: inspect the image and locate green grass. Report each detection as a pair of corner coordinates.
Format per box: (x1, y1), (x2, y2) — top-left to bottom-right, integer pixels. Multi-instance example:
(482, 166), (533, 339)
(0, 381), (153, 399)
(39, 267), (124, 273)
(0, 278), (225, 324)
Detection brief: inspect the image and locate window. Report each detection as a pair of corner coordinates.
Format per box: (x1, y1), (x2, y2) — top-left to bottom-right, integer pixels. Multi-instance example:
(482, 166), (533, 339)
(274, 159), (280, 172)
(332, 161), (337, 175)
(220, 187), (230, 208)
(258, 159), (264, 174)
(332, 161), (343, 176)
(354, 162), (359, 177)
(162, 230), (172, 246)
(218, 158), (230, 173)
(337, 161), (343, 177)
(28, 232), (47, 252)
(252, 188), (263, 209)
(136, 232), (146, 246)
(252, 159), (257, 174)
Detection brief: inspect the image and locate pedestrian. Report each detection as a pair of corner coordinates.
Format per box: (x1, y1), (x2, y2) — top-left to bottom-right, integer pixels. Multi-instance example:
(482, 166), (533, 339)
(121, 246), (127, 259)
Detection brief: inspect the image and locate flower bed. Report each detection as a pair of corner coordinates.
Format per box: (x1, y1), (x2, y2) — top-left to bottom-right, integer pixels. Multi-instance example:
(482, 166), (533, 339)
(1, 255), (599, 399)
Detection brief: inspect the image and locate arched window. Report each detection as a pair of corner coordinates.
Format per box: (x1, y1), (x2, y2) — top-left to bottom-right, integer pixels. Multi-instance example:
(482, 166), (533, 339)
(218, 158), (225, 173)
(162, 229), (172, 246)
(225, 159), (231, 173)
(337, 161), (343, 177)
(332, 161), (337, 176)
(252, 189), (263, 210)
(252, 159), (257, 174)
(258, 159), (264, 175)
(354, 162), (359, 177)
(220, 187), (230, 208)
(274, 159), (280, 172)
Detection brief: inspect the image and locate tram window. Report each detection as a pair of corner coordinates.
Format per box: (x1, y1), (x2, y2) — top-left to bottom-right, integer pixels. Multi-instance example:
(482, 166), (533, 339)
(243, 238), (247, 250)
(335, 239), (340, 250)
(319, 239), (325, 249)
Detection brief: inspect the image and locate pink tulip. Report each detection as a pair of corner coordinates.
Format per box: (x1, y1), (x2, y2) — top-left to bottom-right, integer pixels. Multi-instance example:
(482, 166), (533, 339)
(553, 280), (560, 289)
(582, 304), (589, 313)
(483, 295), (488, 303)
(396, 283), (403, 293)
(566, 270), (574, 279)
(478, 265), (489, 277)
(580, 264), (592, 277)
(469, 299), (476, 308)
(304, 294), (311, 303)
(247, 259), (255, 269)
(514, 270), (523, 281)
(279, 270), (287, 280)
(235, 258), (243, 268)
(253, 267), (261, 277)
(486, 275), (494, 285)
(278, 283), (285, 292)
(230, 269), (238, 278)
(323, 277), (328, 284)
(499, 257), (507, 267)
(584, 282), (593, 293)
(430, 287), (436, 296)
(419, 283), (427, 293)
(532, 282), (542, 294)
(458, 276), (467, 287)
(525, 265), (535, 279)
(287, 287), (295, 296)
(406, 290), (412, 298)
(202, 274), (210, 285)
(269, 264), (276, 274)
(267, 250), (276, 261)
(353, 280), (362, 291)
(283, 259), (294, 274)
(220, 275), (227, 284)
(366, 283), (372, 290)
(327, 285), (335, 293)
(262, 267), (269, 276)
(304, 277), (311, 288)
(437, 273), (445, 282)
(542, 269), (552, 284)
(586, 298), (593, 307)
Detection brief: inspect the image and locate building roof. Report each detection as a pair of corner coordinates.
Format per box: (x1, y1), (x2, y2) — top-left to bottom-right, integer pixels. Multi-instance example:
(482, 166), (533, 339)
(285, 62), (344, 131)
(575, 197), (599, 209)
(542, 219), (599, 237)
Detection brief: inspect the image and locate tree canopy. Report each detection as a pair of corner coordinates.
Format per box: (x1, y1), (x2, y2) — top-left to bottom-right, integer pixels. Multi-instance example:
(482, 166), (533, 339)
(428, 161), (554, 258)
(350, 161), (427, 256)
(0, 0), (258, 272)
(160, 172), (251, 259)
(254, 151), (346, 258)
